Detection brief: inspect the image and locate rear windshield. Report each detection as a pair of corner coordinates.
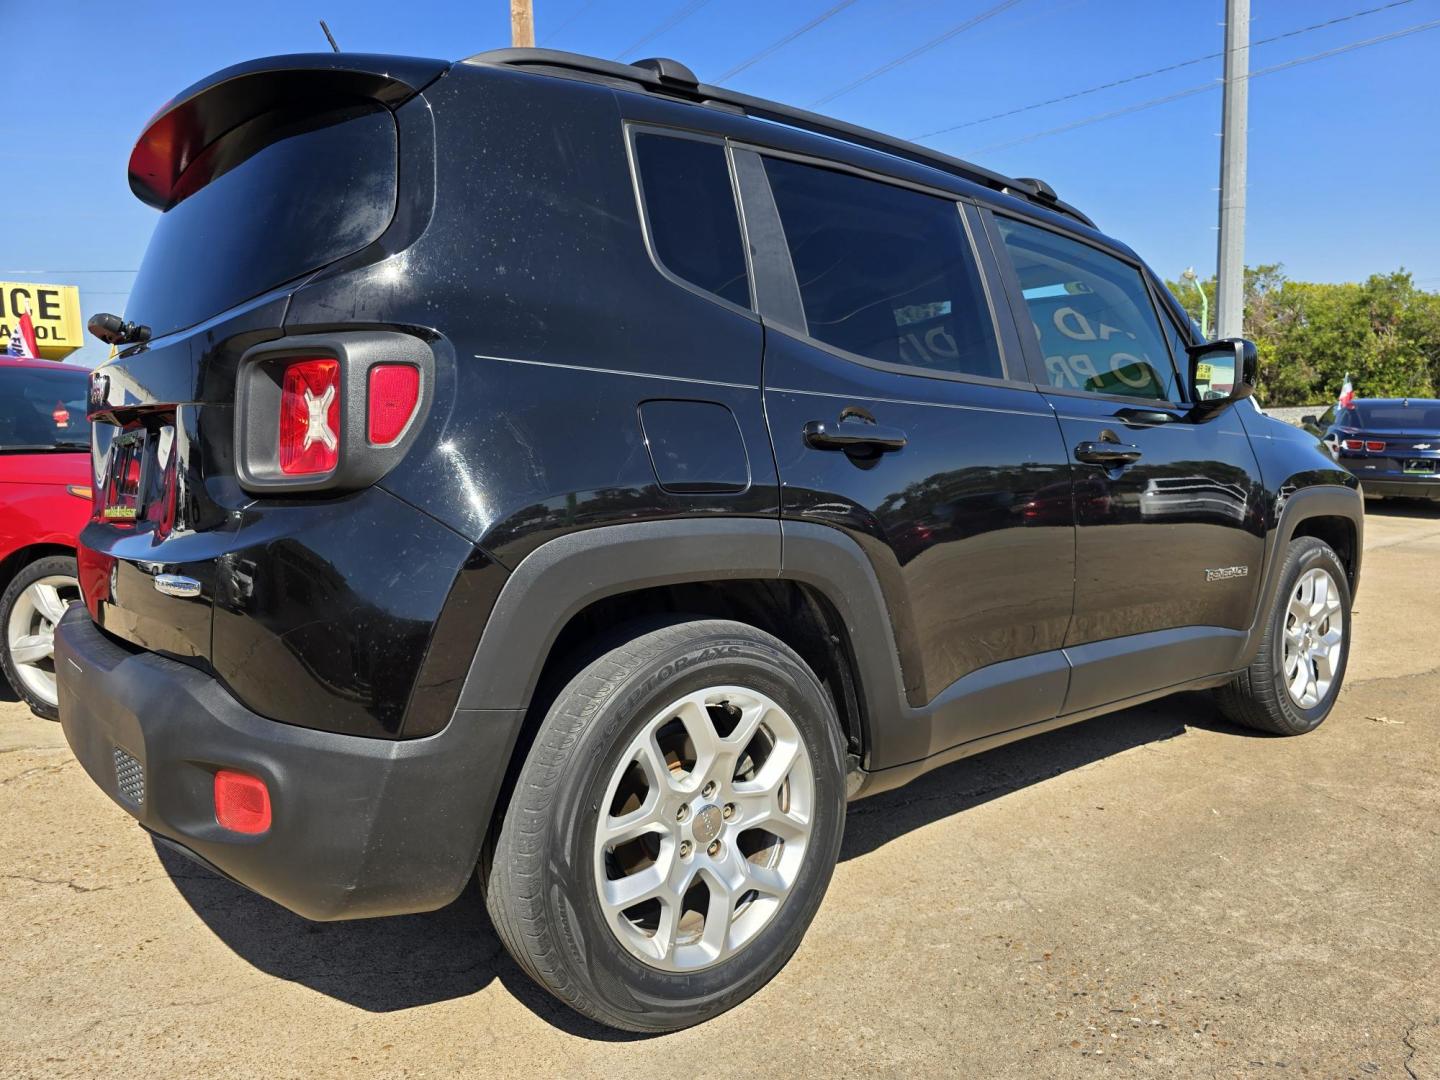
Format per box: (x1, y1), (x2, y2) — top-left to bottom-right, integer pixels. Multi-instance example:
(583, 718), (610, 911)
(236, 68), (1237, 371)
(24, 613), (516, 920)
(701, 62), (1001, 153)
(0, 366), (90, 452)
(1353, 402), (1440, 429)
(126, 104), (398, 338)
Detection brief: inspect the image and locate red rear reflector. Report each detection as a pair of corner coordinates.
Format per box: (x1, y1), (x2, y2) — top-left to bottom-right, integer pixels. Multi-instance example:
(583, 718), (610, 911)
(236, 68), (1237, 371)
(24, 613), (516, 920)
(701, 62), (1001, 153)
(367, 364), (420, 445)
(214, 770), (272, 834)
(1341, 439), (1364, 451)
(279, 358), (340, 475)
(1366, 440), (1386, 452)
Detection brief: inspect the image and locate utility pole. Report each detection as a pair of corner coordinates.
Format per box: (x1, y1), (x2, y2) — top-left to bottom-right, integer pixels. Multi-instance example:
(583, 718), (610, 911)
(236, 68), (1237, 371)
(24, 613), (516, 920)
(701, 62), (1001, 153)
(1215, 0), (1249, 340)
(511, 0), (535, 47)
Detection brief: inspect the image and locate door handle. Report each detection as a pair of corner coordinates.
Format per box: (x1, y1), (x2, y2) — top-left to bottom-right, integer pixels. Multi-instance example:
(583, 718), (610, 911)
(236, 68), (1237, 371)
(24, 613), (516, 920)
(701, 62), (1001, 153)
(803, 420), (908, 452)
(1074, 441), (1142, 466)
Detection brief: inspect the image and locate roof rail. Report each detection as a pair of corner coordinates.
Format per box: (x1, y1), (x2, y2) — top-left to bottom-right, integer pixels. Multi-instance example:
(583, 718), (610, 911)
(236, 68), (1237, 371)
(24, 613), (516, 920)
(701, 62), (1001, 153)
(463, 47), (1095, 230)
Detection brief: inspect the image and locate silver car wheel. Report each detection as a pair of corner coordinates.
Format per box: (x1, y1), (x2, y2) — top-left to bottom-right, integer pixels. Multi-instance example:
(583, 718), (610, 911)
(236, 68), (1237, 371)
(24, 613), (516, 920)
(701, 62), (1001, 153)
(6, 574), (79, 708)
(593, 685), (815, 972)
(1282, 567), (1344, 710)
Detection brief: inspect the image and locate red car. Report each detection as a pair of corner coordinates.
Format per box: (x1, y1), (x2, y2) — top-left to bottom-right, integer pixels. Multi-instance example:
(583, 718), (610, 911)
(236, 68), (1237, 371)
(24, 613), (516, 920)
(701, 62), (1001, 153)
(0, 358), (92, 718)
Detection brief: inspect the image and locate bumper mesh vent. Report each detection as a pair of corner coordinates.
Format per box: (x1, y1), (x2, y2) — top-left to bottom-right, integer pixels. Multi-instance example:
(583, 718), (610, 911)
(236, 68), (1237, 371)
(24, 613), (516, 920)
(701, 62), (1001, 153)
(113, 747), (144, 807)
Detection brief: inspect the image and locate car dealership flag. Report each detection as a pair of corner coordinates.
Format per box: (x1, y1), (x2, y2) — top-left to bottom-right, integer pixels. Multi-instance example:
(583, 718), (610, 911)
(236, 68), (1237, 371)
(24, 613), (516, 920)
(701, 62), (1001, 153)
(6, 298), (38, 358)
(1337, 373), (1355, 410)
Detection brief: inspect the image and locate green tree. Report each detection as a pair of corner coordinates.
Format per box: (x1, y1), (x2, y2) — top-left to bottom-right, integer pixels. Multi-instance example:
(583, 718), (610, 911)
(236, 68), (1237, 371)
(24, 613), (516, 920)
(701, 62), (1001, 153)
(1164, 266), (1440, 406)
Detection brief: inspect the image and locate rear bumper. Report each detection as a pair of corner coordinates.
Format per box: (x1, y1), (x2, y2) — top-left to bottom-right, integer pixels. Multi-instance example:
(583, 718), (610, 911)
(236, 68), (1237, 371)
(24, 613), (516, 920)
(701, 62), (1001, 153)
(56, 607), (523, 921)
(1358, 476), (1440, 499)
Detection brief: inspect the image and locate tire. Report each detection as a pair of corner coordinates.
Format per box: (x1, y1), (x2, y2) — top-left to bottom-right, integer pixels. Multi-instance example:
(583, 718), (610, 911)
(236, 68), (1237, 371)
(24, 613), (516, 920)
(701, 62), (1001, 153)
(1214, 537), (1351, 735)
(1, 555), (80, 722)
(483, 618), (847, 1033)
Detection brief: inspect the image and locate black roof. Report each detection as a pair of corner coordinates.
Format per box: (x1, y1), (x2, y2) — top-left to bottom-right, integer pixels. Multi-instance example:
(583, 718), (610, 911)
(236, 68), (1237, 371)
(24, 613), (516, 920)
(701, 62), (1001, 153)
(464, 48), (1096, 230)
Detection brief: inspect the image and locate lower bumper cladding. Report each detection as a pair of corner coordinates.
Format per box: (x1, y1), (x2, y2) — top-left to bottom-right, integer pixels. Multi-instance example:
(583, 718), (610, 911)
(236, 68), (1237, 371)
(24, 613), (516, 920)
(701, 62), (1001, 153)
(55, 607), (523, 921)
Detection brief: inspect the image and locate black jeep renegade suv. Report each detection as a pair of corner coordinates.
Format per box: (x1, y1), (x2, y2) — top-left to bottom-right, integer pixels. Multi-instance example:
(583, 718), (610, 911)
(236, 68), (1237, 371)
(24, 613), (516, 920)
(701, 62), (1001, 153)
(59, 49), (1363, 1032)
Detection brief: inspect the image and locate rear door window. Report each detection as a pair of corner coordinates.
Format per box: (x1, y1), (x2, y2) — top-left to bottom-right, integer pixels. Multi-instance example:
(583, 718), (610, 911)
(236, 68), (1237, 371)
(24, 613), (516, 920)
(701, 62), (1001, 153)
(995, 216), (1182, 403)
(126, 104), (398, 339)
(761, 156), (1003, 380)
(632, 132), (751, 309)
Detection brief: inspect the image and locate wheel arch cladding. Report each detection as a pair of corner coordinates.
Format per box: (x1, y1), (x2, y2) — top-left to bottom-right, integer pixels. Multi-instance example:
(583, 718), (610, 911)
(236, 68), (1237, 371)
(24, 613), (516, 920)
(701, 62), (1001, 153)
(454, 519), (908, 767)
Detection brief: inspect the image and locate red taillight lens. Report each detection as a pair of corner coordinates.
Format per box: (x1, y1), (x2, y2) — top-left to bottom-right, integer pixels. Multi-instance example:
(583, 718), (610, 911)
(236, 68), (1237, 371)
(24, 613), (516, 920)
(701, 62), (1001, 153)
(279, 358), (340, 475)
(1341, 439), (1364, 451)
(214, 770), (272, 834)
(1366, 440), (1386, 452)
(367, 363), (420, 445)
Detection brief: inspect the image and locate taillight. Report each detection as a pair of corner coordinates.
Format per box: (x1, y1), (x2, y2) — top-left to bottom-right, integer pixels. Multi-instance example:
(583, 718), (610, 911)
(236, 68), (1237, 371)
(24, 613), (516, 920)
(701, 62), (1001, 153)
(367, 363), (420, 445)
(1341, 439), (1364, 451)
(1366, 440), (1386, 452)
(279, 358), (340, 475)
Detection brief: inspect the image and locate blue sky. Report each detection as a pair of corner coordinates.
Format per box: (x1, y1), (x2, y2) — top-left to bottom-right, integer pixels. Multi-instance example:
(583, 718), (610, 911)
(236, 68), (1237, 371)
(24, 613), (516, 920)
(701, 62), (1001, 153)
(4, 0), (1438, 366)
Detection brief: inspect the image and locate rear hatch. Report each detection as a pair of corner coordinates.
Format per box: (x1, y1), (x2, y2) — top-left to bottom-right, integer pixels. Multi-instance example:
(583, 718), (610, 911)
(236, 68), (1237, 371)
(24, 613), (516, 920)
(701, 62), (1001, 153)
(81, 55), (446, 664)
(1343, 402), (1440, 476)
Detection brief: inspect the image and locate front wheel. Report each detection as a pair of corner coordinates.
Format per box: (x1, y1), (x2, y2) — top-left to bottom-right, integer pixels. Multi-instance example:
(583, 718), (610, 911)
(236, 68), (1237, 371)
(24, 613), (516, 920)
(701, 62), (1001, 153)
(1215, 536), (1351, 735)
(1, 555), (81, 721)
(483, 618), (847, 1032)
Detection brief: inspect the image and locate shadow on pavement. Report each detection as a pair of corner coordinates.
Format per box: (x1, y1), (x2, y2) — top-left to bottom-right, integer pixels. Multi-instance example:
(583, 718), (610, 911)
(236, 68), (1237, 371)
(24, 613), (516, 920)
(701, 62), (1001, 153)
(155, 690), (1243, 1034)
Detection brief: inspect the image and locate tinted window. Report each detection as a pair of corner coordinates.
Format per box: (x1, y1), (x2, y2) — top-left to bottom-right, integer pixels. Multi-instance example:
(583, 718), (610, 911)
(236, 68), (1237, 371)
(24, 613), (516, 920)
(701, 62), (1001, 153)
(634, 133), (750, 308)
(996, 217), (1181, 403)
(0, 366), (89, 451)
(762, 156), (1002, 379)
(127, 105), (398, 338)
(1354, 402), (1440, 429)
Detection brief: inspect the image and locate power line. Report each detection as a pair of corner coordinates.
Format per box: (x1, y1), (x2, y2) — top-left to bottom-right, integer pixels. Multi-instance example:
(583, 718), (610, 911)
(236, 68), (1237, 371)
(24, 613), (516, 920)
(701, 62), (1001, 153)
(915, 0), (1419, 140)
(969, 16), (1440, 154)
(545, 0), (597, 43)
(717, 0), (861, 81)
(613, 0), (716, 61)
(811, 0), (1026, 107)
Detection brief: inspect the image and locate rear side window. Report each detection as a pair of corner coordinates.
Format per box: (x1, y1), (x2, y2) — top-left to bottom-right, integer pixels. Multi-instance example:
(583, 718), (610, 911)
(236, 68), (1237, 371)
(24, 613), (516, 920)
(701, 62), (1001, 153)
(633, 133), (750, 309)
(761, 156), (1002, 380)
(126, 104), (398, 338)
(995, 216), (1181, 403)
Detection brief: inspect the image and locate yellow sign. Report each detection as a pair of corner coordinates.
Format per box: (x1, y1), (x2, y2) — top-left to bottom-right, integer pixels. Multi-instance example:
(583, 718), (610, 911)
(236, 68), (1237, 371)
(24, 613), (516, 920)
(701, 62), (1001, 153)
(1195, 362), (1213, 382)
(0, 282), (84, 361)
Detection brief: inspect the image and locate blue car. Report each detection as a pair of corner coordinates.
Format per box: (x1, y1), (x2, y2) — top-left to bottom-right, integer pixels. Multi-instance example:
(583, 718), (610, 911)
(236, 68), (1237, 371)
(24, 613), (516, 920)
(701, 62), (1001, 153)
(1304, 398), (1440, 500)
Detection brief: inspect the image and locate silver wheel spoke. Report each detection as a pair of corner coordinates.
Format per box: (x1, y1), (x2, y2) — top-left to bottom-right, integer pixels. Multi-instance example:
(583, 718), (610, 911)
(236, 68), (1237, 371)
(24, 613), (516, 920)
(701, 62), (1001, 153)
(9, 633), (53, 665)
(27, 582), (68, 625)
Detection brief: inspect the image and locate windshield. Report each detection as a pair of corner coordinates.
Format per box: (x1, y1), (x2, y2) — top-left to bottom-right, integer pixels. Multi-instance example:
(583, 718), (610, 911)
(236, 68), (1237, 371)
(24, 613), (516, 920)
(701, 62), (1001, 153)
(0, 366), (89, 451)
(1354, 402), (1440, 430)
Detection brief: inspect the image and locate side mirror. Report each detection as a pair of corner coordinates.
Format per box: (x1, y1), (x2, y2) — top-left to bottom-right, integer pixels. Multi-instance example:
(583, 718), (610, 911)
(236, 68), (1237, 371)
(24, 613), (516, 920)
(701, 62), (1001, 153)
(1301, 414), (1319, 427)
(1185, 337), (1257, 414)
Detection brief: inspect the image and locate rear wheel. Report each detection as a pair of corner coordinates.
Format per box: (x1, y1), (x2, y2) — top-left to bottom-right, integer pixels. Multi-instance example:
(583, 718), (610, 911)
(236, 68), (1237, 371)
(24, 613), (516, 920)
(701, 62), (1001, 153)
(1215, 537), (1351, 735)
(483, 619), (846, 1032)
(1, 555), (80, 721)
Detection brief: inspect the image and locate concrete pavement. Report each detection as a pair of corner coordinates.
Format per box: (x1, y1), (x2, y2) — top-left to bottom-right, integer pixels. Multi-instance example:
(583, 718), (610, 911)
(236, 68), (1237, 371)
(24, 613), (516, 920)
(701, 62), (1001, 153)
(2, 501), (1438, 1078)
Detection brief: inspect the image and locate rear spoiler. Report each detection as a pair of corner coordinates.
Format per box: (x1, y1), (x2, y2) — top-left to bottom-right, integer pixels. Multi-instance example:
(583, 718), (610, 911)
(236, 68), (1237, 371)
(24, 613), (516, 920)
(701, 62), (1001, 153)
(128, 53), (449, 209)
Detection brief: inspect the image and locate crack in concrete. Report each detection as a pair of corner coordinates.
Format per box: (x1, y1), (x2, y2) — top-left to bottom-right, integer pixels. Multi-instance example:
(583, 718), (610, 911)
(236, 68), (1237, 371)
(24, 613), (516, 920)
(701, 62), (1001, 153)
(1402, 1018), (1422, 1080)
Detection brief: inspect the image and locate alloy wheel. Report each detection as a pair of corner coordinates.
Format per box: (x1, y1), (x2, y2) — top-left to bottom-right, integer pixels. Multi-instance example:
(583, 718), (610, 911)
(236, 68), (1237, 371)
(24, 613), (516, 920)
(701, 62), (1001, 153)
(6, 575), (80, 708)
(1281, 566), (1344, 710)
(593, 686), (814, 972)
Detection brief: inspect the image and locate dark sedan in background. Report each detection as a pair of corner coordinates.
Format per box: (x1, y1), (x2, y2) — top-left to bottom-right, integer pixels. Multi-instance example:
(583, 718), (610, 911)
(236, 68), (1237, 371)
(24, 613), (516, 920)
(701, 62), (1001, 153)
(1304, 398), (1440, 500)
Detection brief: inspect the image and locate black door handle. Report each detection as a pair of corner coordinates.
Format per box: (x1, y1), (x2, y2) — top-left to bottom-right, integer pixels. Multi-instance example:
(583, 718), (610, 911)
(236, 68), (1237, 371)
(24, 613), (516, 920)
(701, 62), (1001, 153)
(1074, 440), (1142, 466)
(804, 419), (908, 452)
